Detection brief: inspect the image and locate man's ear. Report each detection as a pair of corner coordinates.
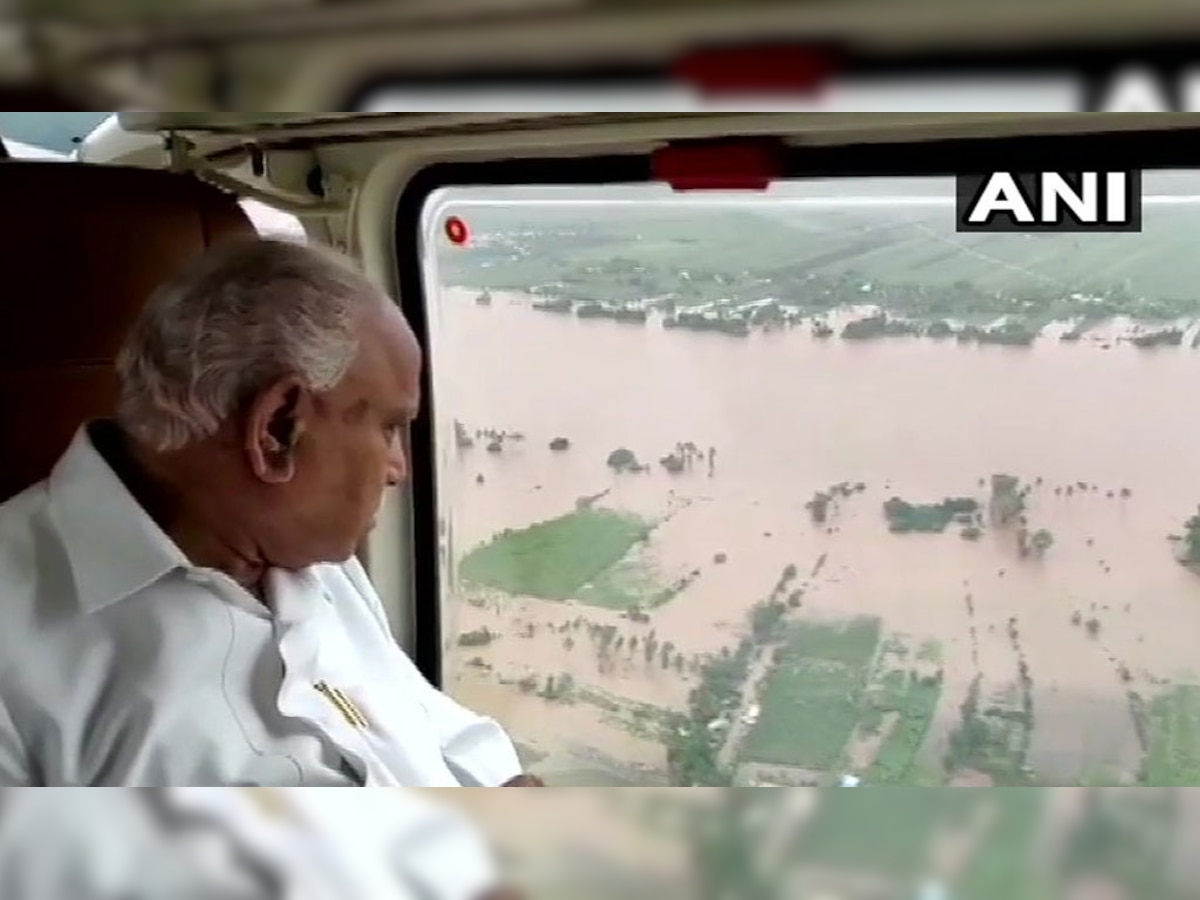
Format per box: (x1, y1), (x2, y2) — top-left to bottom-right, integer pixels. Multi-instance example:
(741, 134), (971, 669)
(244, 377), (309, 484)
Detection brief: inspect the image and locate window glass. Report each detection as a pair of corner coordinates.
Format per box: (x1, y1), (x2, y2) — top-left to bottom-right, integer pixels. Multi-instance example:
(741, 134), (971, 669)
(422, 173), (1200, 787)
(0, 111), (110, 156)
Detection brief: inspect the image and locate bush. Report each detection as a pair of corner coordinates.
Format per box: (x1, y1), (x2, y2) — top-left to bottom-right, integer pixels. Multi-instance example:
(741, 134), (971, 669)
(606, 447), (639, 471)
(457, 628), (495, 647)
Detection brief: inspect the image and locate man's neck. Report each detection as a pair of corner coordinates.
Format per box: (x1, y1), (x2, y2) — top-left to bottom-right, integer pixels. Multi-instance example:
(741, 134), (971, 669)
(92, 421), (269, 593)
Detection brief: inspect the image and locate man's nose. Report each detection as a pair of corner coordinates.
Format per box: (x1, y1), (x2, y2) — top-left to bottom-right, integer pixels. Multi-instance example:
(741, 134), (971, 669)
(386, 434), (409, 486)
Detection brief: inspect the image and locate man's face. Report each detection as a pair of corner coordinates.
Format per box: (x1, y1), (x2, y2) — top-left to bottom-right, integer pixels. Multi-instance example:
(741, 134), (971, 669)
(260, 305), (422, 568)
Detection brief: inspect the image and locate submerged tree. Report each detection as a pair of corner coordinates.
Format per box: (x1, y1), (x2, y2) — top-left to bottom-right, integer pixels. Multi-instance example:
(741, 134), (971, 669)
(607, 447), (639, 472)
(1030, 528), (1055, 558)
(1182, 507), (1200, 568)
(805, 491), (832, 525)
(989, 474), (1025, 526)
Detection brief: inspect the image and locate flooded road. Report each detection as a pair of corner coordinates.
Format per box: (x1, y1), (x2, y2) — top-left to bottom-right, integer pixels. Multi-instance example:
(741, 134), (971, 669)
(432, 288), (1200, 784)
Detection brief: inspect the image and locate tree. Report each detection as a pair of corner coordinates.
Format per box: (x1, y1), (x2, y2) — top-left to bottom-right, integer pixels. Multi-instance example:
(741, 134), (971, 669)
(606, 447), (639, 472)
(1184, 507), (1200, 566)
(805, 493), (831, 525)
(990, 474), (1025, 526)
(1031, 529), (1055, 557)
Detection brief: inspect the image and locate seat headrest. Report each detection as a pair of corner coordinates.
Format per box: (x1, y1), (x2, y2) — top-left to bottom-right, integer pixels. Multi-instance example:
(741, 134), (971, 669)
(0, 162), (256, 502)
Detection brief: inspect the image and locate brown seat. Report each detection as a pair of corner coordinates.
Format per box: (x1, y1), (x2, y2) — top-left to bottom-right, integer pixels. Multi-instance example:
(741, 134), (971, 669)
(0, 162), (255, 503)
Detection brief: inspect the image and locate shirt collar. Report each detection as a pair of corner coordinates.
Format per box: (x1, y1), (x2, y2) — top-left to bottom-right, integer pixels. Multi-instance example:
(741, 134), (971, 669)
(47, 421), (189, 615)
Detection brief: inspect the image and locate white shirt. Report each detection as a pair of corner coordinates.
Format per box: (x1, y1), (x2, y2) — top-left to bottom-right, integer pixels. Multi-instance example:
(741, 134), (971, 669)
(0, 423), (523, 787)
(0, 788), (271, 900)
(0, 787), (504, 900)
(168, 788), (505, 900)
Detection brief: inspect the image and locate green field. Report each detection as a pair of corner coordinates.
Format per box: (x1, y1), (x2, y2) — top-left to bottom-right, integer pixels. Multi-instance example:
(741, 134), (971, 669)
(574, 543), (670, 610)
(741, 617), (881, 770)
(443, 199), (1200, 318)
(792, 790), (987, 880)
(954, 789), (1047, 900)
(789, 790), (1048, 898)
(942, 674), (1035, 786)
(777, 617), (882, 666)
(863, 669), (943, 785)
(458, 508), (651, 601)
(1143, 685), (1200, 785)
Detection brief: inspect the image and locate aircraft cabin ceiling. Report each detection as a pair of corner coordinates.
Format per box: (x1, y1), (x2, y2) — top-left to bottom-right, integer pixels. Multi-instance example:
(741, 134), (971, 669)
(11, 0), (1200, 110)
(111, 110), (1199, 156)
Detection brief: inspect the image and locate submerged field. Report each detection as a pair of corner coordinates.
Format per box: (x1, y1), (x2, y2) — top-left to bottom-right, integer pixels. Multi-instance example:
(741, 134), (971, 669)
(436, 190), (1200, 789)
(445, 338), (1200, 787)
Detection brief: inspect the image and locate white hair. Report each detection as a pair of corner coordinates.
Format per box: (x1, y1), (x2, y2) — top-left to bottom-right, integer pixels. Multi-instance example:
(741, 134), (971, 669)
(116, 237), (388, 452)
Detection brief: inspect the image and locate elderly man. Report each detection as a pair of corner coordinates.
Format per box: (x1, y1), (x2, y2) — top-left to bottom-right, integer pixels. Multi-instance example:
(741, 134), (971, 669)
(0, 238), (539, 787)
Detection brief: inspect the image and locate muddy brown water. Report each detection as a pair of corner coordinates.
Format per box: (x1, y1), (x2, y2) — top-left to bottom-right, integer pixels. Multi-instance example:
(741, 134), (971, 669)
(432, 288), (1200, 784)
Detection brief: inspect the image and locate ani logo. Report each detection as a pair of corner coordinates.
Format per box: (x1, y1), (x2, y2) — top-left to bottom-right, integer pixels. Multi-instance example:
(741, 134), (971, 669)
(956, 171), (1141, 233)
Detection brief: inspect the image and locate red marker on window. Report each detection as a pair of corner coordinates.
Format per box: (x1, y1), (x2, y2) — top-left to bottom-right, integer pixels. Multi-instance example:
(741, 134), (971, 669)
(445, 216), (470, 246)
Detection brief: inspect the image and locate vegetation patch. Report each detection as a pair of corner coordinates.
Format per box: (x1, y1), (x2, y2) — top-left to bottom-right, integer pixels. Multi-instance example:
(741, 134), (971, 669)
(573, 686), (674, 742)
(1142, 684), (1200, 785)
(884, 497), (979, 534)
(456, 627), (496, 648)
(954, 791), (1046, 900)
(576, 548), (665, 611)
(458, 508), (650, 600)
(792, 790), (981, 878)
(1176, 507), (1200, 569)
(445, 203), (1200, 347)
(917, 639), (943, 663)
(664, 564), (820, 785)
(665, 637), (754, 787)
(744, 659), (865, 770)
(944, 675), (1035, 785)
(863, 673), (943, 783)
(830, 635), (946, 785)
(741, 618), (881, 770)
(776, 617), (882, 667)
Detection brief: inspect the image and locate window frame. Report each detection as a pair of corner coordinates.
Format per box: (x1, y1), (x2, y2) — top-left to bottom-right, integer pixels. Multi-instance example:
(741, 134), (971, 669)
(393, 124), (1200, 686)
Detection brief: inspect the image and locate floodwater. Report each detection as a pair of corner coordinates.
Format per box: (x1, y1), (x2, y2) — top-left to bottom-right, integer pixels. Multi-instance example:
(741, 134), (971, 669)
(431, 288), (1200, 785)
